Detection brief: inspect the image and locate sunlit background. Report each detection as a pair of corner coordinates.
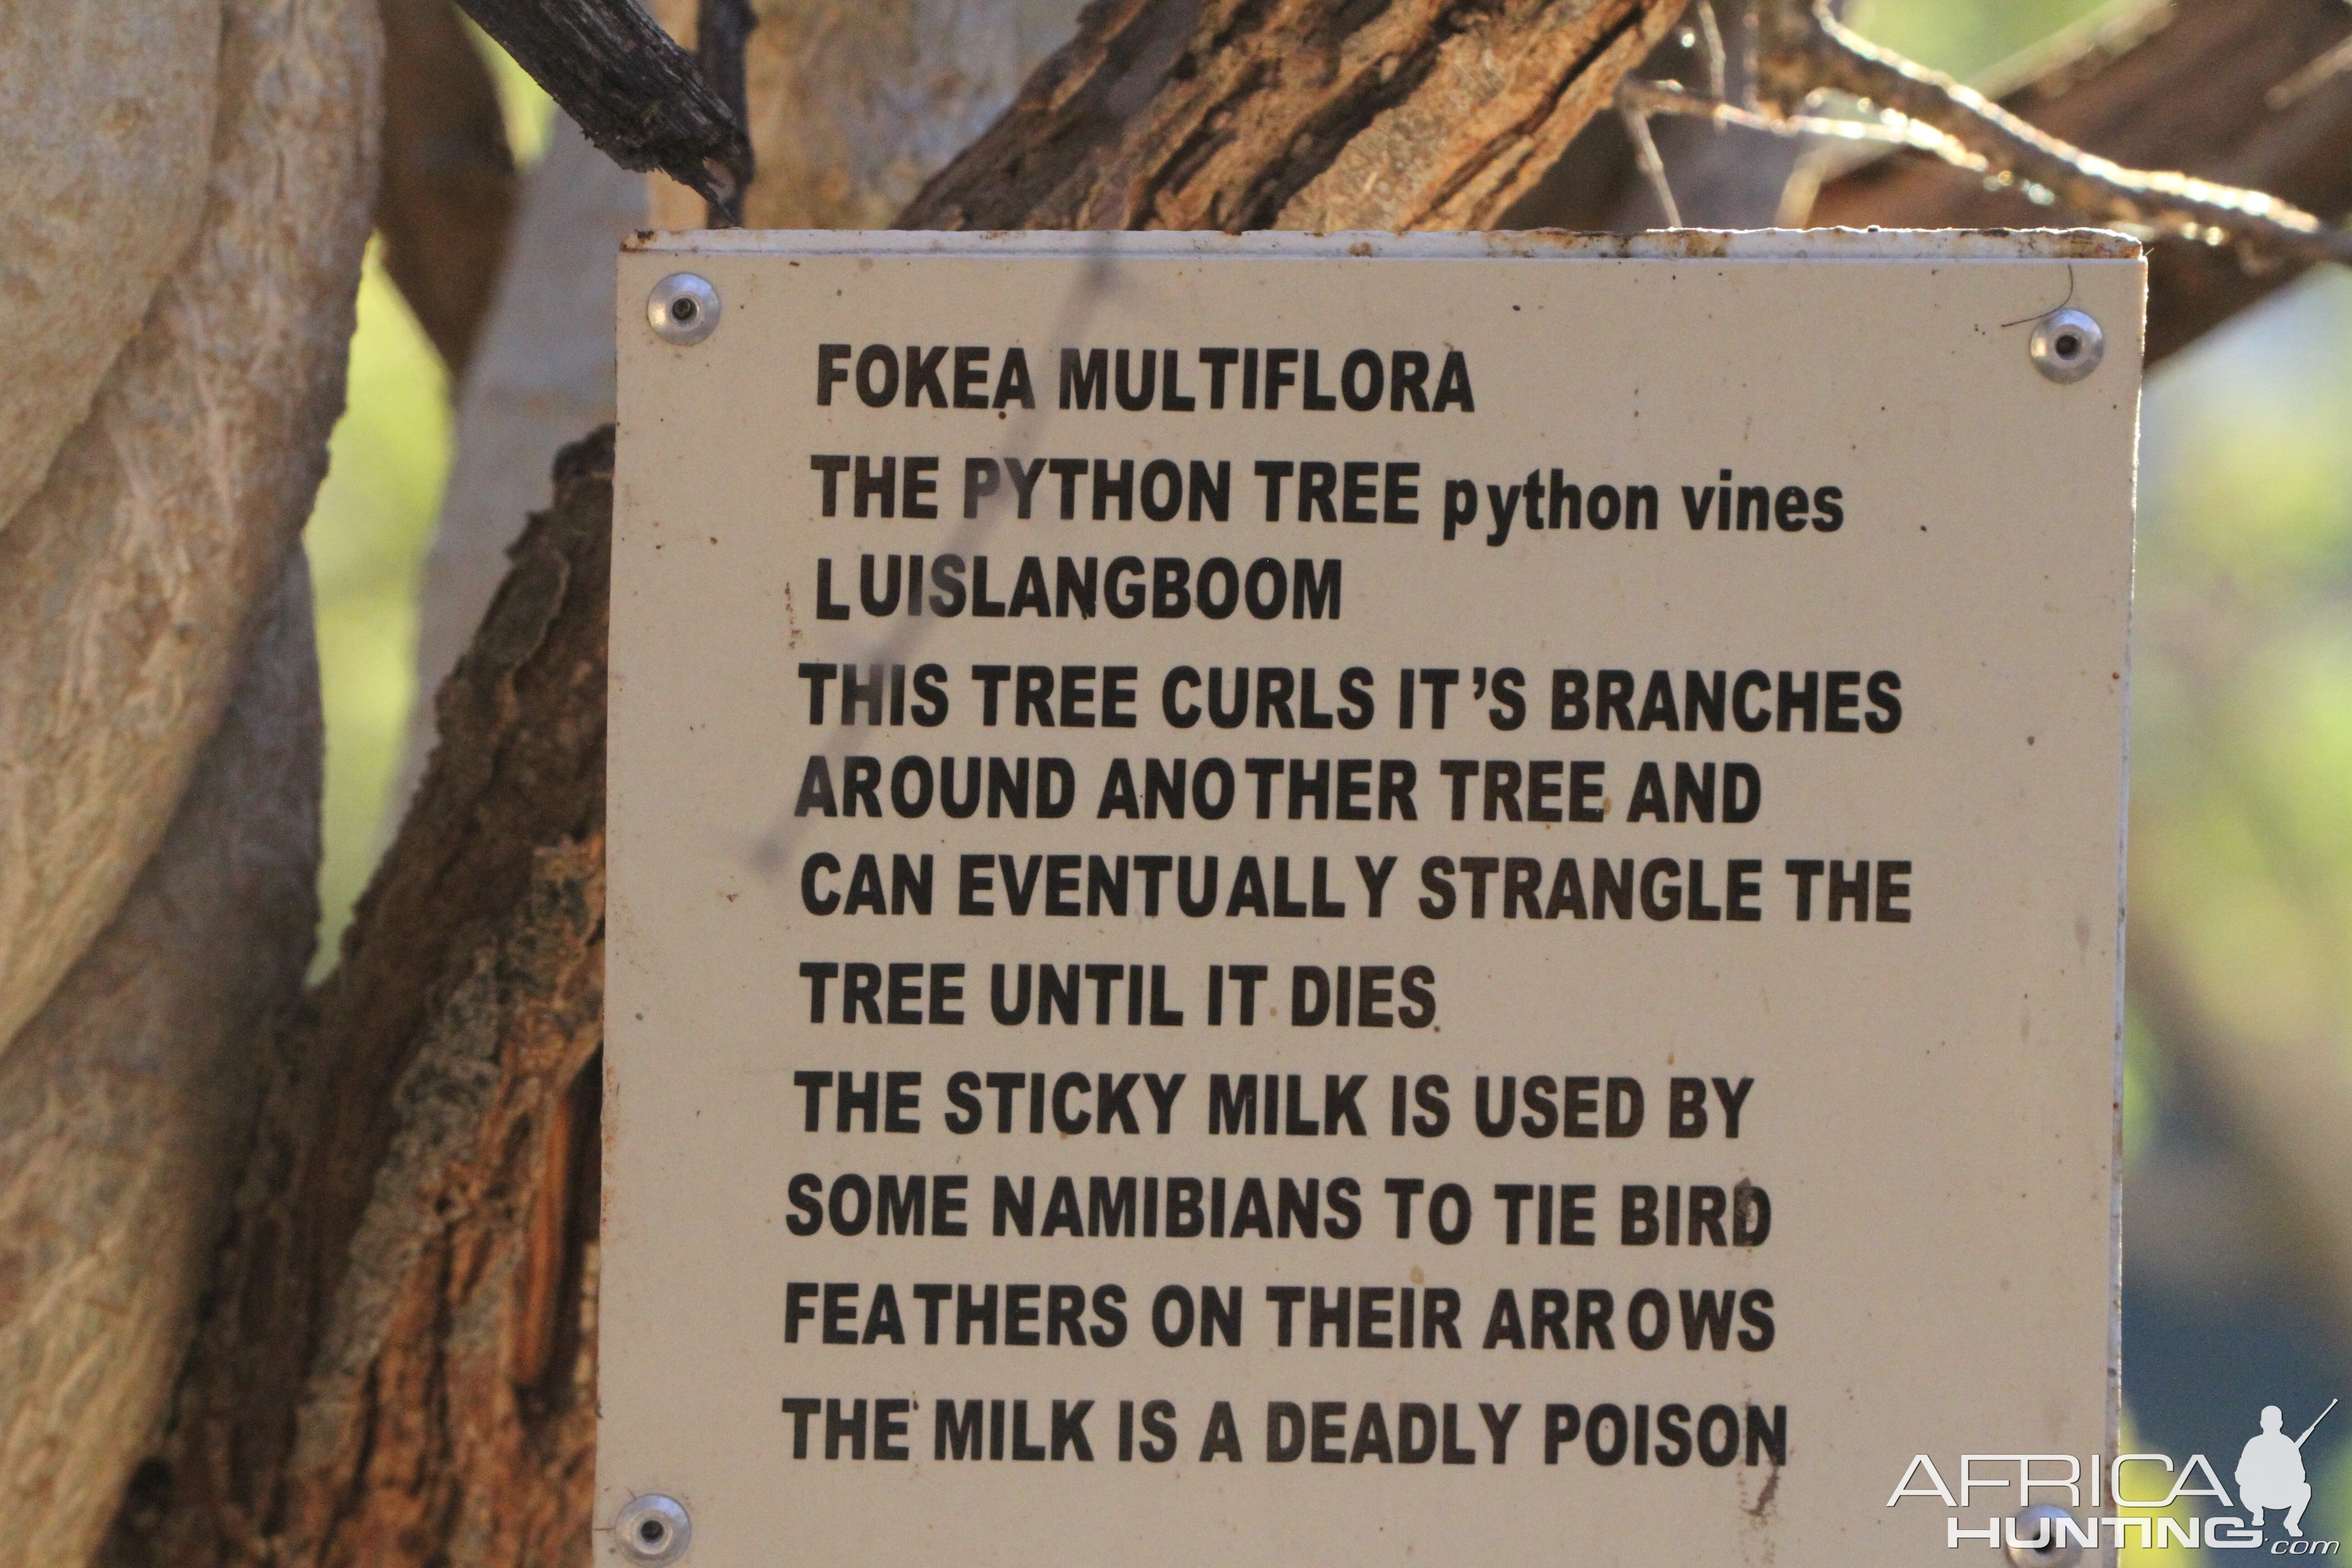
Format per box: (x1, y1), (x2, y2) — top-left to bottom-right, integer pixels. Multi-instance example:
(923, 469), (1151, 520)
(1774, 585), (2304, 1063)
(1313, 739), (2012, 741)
(307, 3), (2352, 1554)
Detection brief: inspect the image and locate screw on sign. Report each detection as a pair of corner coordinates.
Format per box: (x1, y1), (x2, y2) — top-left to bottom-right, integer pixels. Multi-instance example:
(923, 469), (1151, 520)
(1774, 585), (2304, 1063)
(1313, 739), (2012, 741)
(647, 274), (720, 347)
(612, 1492), (691, 1565)
(2028, 307), (2105, 383)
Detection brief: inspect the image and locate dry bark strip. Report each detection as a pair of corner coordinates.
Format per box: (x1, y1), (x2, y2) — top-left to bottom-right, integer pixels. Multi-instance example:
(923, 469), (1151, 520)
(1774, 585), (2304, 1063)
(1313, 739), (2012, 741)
(1807, 0), (2352, 364)
(454, 0), (751, 211)
(109, 434), (614, 1568)
(899, 0), (1685, 231)
(376, 0), (520, 376)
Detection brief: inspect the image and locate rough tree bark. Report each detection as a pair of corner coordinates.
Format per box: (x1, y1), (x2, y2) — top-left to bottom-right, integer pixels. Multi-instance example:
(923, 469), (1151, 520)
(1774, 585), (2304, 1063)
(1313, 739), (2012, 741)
(453, 0), (752, 210)
(108, 434), (614, 1568)
(1806, 0), (2352, 363)
(901, 0), (1685, 230)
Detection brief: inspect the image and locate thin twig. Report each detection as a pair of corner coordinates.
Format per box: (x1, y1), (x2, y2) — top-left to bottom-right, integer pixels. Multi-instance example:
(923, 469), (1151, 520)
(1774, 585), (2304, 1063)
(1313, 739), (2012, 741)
(1621, 79), (1977, 161)
(1694, 0), (1726, 105)
(1754, 0), (2352, 263)
(2269, 31), (2352, 109)
(1616, 92), (1683, 226)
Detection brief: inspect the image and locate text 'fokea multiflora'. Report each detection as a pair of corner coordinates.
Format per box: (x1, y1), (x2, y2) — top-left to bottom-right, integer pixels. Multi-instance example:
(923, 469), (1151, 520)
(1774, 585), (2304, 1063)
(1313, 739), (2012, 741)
(804, 344), (1842, 564)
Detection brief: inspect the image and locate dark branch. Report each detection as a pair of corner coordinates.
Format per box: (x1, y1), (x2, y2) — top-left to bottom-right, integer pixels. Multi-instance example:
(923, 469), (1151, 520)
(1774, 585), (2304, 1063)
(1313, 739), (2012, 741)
(453, 0), (751, 217)
(694, 0), (757, 225)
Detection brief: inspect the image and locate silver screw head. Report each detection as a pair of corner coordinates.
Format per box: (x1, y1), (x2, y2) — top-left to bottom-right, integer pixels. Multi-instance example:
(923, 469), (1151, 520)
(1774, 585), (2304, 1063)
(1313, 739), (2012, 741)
(647, 274), (720, 346)
(2004, 1504), (2082, 1568)
(2028, 307), (2104, 383)
(613, 1492), (692, 1565)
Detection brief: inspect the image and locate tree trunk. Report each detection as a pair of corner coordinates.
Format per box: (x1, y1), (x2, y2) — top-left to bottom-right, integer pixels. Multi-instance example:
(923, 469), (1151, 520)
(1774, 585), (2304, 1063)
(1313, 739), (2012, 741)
(108, 434), (614, 1568)
(0, 559), (321, 1568)
(0, 0), (376, 1551)
(0, 0), (377, 1058)
(396, 116), (645, 817)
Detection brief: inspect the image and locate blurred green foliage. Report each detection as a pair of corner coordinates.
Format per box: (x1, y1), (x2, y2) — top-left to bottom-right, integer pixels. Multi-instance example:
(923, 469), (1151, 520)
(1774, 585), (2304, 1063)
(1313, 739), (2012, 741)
(2127, 273), (2352, 1553)
(1852, 0), (2117, 81)
(2136, 278), (2352, 1059)
(307, 251), (446, 969)
(304, 45), (549, 969)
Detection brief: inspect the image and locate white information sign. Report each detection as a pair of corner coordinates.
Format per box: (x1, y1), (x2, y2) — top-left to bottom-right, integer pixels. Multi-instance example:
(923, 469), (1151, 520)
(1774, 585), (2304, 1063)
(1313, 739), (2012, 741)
(603, 230), (2141, 1565)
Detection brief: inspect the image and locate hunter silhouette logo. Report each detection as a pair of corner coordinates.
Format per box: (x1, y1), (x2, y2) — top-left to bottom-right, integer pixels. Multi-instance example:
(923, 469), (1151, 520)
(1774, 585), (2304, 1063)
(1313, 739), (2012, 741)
(1889, 1395), (2342, 1553)
(2240, 1400), (2335, 1540)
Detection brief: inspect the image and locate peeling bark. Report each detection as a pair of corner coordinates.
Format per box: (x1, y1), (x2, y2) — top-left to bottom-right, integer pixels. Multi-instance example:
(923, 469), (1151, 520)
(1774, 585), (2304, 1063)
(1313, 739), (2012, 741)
(454, 0), (751, 209)
(270, 840), (602, 1567)
(897, 0), (1683, 231)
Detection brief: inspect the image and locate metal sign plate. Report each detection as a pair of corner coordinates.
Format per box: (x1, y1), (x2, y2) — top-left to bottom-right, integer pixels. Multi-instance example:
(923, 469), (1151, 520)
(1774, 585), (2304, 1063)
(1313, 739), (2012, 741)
(603, 230), (2141, 1564)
